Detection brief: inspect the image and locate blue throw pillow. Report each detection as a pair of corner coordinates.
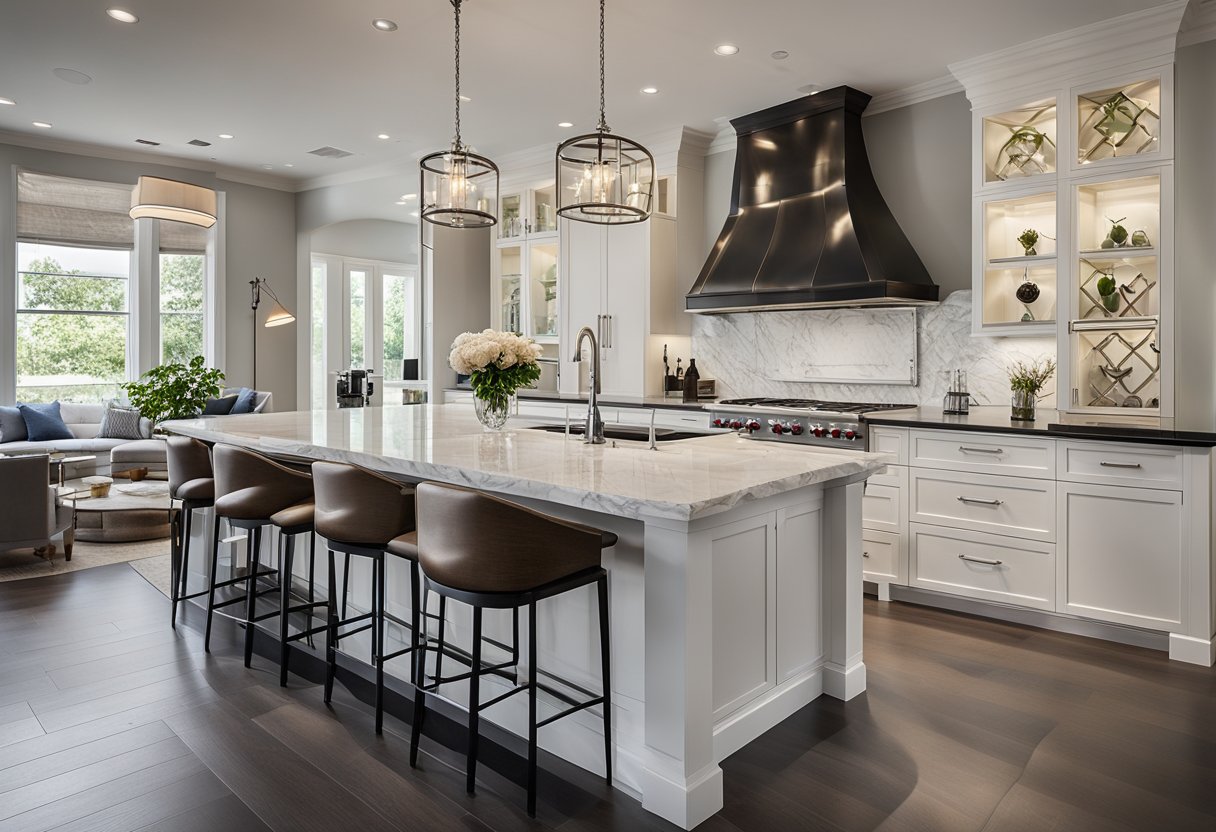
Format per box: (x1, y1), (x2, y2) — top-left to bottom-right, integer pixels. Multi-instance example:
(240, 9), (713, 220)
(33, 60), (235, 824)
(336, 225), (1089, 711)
(0, 405), (26, 443)
(18, 402), (74, 442)
(230, 387), (258, 414)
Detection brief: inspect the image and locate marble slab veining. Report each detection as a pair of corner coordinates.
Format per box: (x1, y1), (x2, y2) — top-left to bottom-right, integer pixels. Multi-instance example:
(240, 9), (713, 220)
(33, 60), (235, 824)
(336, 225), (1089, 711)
(164, 405), (886, 522)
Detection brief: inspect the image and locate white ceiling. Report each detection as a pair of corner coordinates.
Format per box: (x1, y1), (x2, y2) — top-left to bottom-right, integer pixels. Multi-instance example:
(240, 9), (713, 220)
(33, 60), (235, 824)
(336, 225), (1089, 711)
(0, 0), (1178, 191)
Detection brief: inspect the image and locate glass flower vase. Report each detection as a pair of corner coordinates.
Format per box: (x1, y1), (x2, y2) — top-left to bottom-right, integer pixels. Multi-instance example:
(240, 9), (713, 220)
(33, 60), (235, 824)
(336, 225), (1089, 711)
(1011, 390), (1037, 422)
(474, 395), (513, 431)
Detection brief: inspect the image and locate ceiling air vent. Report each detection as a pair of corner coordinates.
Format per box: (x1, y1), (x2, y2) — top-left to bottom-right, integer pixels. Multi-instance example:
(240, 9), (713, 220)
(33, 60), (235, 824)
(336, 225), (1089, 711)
(134, 138), (160, 146)
(308, 145), (354, 159)
(187, 139), (212, 147)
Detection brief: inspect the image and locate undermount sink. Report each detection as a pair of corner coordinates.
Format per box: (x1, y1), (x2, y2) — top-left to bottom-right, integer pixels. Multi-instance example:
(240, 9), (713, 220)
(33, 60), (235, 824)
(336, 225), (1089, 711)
(526, 423), (709, 443)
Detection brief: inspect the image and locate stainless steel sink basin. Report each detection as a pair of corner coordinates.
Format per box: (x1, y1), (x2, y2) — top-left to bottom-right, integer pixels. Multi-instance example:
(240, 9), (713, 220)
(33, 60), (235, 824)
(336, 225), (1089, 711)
(526, 423), (709, 442)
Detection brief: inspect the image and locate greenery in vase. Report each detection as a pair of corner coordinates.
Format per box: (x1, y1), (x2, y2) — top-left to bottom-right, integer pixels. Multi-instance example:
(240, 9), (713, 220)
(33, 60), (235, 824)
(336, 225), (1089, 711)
(1017, 228), (1039, 255)
(449, 329), (543, 413)
(122, 356), (225, 427)
(1008, 357), (1056, 399)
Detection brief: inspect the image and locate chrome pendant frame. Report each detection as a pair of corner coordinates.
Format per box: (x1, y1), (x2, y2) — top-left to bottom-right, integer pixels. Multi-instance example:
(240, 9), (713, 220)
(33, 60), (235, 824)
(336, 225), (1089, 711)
(555, 130), (654, 225)
(420, 146), (499, 229)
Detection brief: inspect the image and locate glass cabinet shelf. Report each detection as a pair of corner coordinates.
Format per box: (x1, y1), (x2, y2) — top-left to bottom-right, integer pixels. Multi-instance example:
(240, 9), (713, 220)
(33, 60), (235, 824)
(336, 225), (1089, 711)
(982, 99), (1057, 184)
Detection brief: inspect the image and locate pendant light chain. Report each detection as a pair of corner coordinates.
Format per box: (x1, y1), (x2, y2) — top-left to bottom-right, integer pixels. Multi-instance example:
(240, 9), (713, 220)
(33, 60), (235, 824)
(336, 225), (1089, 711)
(453, 0), (462, 149)
(597, 0), (608, 133)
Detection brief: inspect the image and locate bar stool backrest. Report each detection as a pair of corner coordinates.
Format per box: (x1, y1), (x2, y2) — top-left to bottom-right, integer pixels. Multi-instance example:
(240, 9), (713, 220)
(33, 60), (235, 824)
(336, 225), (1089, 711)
(167, 436), (212, 499)
(312, 461), (416, 547)
(415, 482), (602, 594)
(213, 444), (314, 519)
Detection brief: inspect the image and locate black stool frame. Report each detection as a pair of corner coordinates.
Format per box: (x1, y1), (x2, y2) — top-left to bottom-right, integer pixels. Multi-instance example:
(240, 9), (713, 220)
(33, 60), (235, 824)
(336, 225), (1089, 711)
(169, 497), (209, 628)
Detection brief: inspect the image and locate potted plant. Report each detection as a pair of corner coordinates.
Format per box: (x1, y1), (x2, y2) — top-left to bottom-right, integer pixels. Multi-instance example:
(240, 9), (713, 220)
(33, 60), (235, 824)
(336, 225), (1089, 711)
(1008, 357), (1056, 422)
(1096, 273), (1120, 314)
(449, 329), (543, 430)
(122, 355), (225, 431)
(1017, 228), (1040, 256)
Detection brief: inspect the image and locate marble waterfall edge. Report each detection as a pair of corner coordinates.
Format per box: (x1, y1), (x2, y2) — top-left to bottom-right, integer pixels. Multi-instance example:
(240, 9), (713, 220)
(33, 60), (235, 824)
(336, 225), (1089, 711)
(691, 290), (1058, 407)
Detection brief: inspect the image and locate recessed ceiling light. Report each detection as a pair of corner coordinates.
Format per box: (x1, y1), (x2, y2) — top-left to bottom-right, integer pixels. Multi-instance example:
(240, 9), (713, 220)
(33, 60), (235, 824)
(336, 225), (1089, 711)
(52, 68), (92, 85)
(797, 83), (821, 96)
(106, 8), (138, 23)
(377, 133), (391, 140)
(284, 163), (294, 168)
(771, 50), (790, 60)
(402, 193), (417, 199)
(372, 18), (398, 32)
(261, 164), (273, 170)
(641, 86), (659, 95)
(32, 121), (52, 129)
(0, 97), (15, 106)
(714, 43), (739, 56)
(558, 121), (574, 128)
(218, 133), (234, 139)
(459, 95), (472, 102)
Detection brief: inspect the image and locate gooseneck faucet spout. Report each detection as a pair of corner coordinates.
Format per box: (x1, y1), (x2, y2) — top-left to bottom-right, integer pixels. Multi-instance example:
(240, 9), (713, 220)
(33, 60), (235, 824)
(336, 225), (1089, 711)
(572, 326), (605, 444)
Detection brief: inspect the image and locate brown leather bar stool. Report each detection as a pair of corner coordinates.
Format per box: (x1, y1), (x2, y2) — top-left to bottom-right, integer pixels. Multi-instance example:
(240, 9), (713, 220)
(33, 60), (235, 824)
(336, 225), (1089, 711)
(312, 461), (420, 732)
(206, 445), (325, 676)
(408, 482), (614, 816)
(167, 437), (215, 628)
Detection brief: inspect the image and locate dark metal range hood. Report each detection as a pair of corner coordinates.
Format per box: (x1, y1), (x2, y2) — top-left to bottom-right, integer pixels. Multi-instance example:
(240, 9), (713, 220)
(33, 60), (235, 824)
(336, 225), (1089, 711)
(687, 86), (939, 313)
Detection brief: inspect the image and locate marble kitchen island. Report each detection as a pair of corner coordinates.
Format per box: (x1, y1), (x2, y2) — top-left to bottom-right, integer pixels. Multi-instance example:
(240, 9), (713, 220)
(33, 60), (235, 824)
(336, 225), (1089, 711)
(166, 404), (886, 829)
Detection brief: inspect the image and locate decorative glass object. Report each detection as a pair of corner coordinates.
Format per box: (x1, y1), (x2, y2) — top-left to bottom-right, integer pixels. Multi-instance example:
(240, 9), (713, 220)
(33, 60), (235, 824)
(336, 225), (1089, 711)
(982, 101), (1057, 183)
(1011, 390), (1037, 422)
(1073, 322), (1159, 410)
(475, 395), (512, 430)
(1077, 79), (1161, 164)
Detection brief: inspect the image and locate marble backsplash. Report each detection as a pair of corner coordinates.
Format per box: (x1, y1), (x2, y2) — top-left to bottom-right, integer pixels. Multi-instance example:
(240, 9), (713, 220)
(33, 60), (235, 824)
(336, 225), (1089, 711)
(691, 290), (1058, 407)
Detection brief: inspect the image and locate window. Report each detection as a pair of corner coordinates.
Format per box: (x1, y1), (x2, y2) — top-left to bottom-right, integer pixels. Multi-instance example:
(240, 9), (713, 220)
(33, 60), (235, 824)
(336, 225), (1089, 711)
(348, 268), (367, 369)
(16, 242), (131, 402)
(159, 252), (205, 365)
(381, 271), (417, 383)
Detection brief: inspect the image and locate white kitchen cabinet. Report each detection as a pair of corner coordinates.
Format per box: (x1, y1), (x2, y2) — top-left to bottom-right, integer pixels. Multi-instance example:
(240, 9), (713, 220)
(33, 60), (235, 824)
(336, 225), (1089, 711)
(1057, 481), (1184, 631)
(862, 529), (904, 586)
(910, 523), (1056, 611)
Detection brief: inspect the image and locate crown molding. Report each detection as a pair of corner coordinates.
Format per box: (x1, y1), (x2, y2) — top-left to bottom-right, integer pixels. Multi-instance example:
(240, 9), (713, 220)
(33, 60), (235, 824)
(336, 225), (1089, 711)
(0, 128), (296, 192)
(949, 0), (1188, 109)
(867, 75), (965, 116)
(1180, 0), (1216, 47)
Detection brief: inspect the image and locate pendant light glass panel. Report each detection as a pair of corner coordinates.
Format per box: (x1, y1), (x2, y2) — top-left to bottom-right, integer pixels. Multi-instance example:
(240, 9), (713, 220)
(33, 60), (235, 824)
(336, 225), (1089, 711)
(556, 132), (654, 224)
(421, 147), (498, 228)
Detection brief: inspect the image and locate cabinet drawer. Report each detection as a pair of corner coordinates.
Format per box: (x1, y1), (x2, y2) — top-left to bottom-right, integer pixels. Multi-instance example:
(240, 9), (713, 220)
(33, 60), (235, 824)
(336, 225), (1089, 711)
(863, 483), (902, 532)
(862, 529), (902, 583)
(614, 407), (708, 430)
(911, 468), (1055, 541)
(910, 430), (1055, 479)
(910, 523), (1055, 611)
(1058, 442), (1184, 489)
(868, 426), (907, 466)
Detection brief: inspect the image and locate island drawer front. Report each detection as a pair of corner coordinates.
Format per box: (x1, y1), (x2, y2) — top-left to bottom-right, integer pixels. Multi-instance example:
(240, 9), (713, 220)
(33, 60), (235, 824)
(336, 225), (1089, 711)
(1057, 442), (1184, 489)
(910, 468), (1055, 542)
(910, 523), (1055, 611)
(868, 427), (907, 466)
(909, 430), (1055, 479)
(863, 483), (902, 533)
(614, 407), (709, 430)
(863, 529), (902, 583)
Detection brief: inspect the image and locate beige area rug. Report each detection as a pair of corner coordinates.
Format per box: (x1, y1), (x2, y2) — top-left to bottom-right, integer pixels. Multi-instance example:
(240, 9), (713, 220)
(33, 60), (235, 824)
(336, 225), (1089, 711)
(0, 538), (169, 583)
(128, 553), (173, 598)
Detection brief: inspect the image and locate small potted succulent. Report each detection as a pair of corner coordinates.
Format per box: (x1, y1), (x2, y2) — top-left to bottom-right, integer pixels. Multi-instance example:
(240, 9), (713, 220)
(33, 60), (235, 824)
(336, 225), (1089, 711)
(1008, 357), (1056, 422)
(1100, 216), (1129, 249)
(1096, 273), (1120, 314)
(1017, 228), (1040, 256)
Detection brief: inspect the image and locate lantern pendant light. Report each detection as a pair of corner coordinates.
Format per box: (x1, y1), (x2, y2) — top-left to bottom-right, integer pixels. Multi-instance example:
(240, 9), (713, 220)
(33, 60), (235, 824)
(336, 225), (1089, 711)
(420, 0), (498, 228)
(555, 0), (655, 224)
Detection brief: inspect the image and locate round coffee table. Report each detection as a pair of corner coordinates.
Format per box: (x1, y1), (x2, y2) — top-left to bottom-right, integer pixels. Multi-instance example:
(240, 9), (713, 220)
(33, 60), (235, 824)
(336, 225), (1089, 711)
(59, 479), (176, 543)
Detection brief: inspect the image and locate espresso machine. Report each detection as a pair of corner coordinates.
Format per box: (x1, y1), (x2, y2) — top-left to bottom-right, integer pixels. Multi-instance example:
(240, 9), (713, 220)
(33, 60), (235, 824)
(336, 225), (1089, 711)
(336, 368), (374, 408)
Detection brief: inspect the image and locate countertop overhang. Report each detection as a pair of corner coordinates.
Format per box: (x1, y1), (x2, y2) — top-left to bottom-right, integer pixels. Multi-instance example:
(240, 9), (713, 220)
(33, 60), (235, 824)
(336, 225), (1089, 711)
(164, 405), (886, 522)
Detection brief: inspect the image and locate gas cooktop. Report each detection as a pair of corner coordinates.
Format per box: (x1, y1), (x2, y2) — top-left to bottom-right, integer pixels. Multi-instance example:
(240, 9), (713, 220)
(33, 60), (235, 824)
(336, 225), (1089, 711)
(709, 398), (915, 446)
(716, 398), (915, 415)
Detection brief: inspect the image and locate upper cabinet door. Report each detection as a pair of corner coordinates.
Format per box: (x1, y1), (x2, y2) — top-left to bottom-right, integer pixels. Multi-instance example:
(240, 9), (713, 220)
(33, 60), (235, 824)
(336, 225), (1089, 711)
(559, 219), (605, 395)
(602, 223), (649, 397)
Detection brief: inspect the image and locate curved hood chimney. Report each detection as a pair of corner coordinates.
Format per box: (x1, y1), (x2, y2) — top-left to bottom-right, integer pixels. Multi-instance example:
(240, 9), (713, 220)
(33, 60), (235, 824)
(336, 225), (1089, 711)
(687, 86), (939, 313)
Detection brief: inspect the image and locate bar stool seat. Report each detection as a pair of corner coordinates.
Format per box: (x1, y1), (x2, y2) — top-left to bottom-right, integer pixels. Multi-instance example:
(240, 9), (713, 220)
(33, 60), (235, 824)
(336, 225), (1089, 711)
(409, 482), (614, 816)
(175, 478), (214, 502)
(271, 500), (315, 532)
(386, 531), (418, 560)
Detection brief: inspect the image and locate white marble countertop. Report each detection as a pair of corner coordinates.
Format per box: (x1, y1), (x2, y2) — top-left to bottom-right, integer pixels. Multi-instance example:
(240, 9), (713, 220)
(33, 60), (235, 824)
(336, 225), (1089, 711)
(164, 405), (886, 521)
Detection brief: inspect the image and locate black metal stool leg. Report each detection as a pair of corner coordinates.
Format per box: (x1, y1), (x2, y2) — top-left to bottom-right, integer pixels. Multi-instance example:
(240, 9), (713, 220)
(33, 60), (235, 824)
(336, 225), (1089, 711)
(169, 506), (182, 628)
(176, 507), (194, 618)
(527, 598), (539, 816)
(243, 526), (262, 668)
(598, 573), (612, 785)
(466, 605), (483, 794)
(434, 595), (447, 683)
(279, 532), (296, 687)
(204, 514), (222, 653)
(324, 549), (338, 704)
(374, 554), (387, 733)
(410, 576), (428, 768)
(341, 553), (351, 620)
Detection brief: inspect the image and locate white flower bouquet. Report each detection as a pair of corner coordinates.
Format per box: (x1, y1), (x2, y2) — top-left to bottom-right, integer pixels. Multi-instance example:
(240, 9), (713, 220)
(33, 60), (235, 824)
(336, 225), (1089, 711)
(449, 329), (543, 414)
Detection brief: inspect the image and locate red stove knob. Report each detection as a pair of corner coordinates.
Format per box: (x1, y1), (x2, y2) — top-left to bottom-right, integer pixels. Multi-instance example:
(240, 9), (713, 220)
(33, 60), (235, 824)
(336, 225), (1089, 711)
(830, 427), (842, 439)
(844, 429), (857, 440)
(771, 423), (784, 435)
(712, 418), (724, 428)
(730, 419), (743, 430)
(746, 420), (761, 432)
(790, 423), (804, 436)
(813, 426), (825, 437)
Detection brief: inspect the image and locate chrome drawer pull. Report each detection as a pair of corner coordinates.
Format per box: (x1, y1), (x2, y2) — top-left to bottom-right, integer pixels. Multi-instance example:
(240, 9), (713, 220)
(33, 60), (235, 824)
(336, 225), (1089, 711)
(958, 446), (1004, 455)
(958, 554), (1003, 566)
(862, 551), (870, 558)
(956, 495), (1004, 506)
(1099, 461), (1143, 469)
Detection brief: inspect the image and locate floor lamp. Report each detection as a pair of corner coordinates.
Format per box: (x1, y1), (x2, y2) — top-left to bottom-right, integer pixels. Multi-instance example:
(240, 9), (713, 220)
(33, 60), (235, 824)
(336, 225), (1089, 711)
(249, 277), (295, 389)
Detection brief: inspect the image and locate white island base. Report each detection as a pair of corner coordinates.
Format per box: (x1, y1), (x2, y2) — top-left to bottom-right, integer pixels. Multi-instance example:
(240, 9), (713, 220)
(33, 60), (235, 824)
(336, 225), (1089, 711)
(168, 407), (880, 829)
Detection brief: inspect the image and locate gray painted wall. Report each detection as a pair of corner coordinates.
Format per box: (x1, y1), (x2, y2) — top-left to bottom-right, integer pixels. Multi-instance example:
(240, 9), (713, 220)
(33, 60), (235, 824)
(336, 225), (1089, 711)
(310, 218), (418, 264)
(0, 142), (297, 408)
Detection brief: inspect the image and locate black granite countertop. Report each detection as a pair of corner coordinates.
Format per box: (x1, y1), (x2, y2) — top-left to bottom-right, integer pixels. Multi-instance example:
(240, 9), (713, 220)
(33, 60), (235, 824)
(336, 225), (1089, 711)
(445, 388), (715, 412)
(865, 406), (1216, 448)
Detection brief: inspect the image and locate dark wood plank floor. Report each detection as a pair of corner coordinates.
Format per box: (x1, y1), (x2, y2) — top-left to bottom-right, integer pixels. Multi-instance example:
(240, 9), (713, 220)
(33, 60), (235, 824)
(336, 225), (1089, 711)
(1, 564), (1213, 832)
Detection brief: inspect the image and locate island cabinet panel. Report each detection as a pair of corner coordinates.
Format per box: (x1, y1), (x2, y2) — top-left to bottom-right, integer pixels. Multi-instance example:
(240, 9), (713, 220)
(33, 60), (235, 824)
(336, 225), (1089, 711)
(775, 504), (824, 683)
(862, 482), (902, 533)
(909, 430), (1056, 479)
(710, 517), (777, 720)
(1058, 481), (1184, 630)
(910, 468), (1056, 542)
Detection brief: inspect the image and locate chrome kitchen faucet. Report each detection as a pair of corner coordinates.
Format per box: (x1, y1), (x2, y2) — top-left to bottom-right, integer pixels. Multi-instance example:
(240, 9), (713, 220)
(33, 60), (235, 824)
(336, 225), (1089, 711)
(572, 325), (605, 444)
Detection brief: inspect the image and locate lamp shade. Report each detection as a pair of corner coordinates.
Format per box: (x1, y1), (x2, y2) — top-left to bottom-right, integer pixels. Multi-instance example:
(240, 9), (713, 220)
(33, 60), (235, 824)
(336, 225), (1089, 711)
(129, 176), (217, 228)
(264, 299), (295, 327)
